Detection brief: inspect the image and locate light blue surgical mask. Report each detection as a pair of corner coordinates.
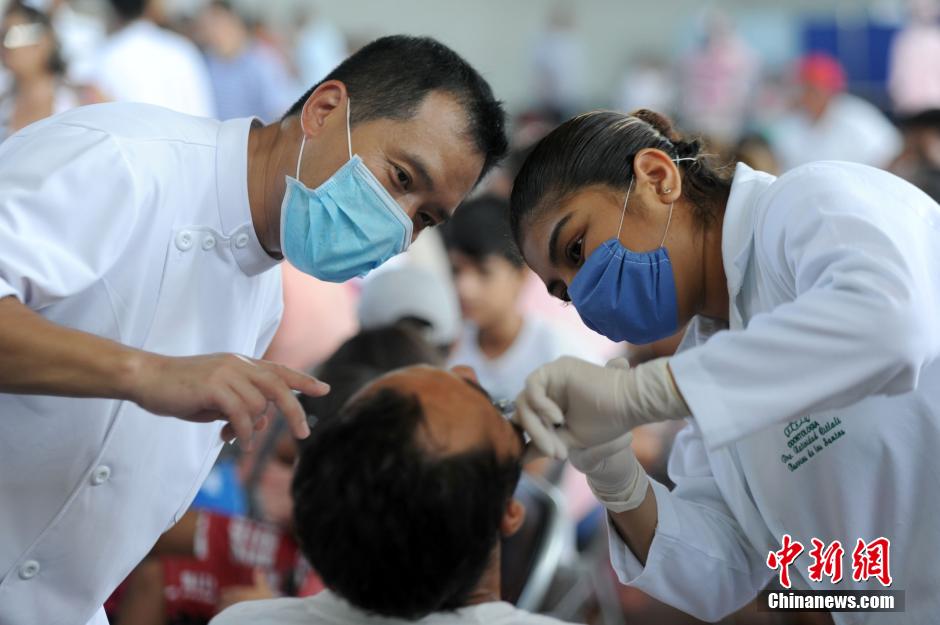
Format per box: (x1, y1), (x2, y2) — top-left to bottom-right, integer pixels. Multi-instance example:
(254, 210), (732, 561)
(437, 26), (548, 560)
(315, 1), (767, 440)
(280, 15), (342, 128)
(568, 160), (694, 344)
(280, 99), (413, 282)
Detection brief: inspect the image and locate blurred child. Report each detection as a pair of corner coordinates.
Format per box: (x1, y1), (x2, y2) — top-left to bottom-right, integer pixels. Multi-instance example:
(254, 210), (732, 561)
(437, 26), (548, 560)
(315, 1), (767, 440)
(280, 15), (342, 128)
(442, 195), (596, 403)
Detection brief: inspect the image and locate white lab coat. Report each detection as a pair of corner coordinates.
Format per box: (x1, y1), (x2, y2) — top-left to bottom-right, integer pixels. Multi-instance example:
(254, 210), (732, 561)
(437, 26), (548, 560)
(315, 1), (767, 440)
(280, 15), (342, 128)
(0, 103), (282, 625)
(609, 163), (940, 624)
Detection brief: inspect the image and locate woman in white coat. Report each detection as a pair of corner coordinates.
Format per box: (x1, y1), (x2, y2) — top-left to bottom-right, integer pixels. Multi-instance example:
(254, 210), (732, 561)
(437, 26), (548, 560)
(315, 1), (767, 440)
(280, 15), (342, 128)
(508, 109), (940, 624)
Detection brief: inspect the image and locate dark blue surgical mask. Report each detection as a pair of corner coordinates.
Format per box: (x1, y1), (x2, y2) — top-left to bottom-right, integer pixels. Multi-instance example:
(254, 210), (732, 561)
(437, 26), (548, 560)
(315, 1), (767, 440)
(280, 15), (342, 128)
(568, 162), (693, 345)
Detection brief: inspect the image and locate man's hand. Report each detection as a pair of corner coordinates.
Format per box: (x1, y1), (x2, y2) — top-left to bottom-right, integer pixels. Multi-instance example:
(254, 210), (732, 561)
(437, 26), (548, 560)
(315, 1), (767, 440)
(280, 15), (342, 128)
(513, 355), (688, 459)
(0, 297), (327, 448)
(127, 352), (329, 449)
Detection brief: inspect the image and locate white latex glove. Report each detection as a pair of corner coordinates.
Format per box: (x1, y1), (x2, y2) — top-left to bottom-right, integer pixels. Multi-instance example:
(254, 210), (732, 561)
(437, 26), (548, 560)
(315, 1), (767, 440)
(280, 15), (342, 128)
(564, 429), (650, 513)
(562, 358), (649, 513)
(513, 355), (688, 460)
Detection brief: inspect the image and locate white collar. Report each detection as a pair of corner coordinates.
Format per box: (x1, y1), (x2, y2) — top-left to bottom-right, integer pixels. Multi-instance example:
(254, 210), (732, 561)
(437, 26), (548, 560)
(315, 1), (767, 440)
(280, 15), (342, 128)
(214, 117), (281, 277)
(721, 162), (777, 299)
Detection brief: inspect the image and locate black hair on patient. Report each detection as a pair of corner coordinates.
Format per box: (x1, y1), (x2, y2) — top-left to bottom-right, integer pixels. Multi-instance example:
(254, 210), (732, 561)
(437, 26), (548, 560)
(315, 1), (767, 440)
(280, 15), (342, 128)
(298, 323), (443, 427)
(283, 35), (507, 180)
(292, 388), (522, 619)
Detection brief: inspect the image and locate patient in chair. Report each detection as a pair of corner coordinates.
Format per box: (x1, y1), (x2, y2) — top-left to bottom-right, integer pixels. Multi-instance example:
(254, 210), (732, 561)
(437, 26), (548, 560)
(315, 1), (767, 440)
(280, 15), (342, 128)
(210, 365), (581, 625)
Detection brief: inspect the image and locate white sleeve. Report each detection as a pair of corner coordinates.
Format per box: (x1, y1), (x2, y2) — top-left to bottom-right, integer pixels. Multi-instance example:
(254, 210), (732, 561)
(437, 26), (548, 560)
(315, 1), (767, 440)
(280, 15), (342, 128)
(670, 164), (939, 449)
(607, 422), (772, 622)
(0, 124), (140, 309)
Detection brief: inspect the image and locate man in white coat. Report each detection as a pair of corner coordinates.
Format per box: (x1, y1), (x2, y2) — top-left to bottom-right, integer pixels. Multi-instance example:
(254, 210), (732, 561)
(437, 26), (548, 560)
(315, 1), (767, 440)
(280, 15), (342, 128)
(0, 35), (507, 625)
(509, 109), (939, 623)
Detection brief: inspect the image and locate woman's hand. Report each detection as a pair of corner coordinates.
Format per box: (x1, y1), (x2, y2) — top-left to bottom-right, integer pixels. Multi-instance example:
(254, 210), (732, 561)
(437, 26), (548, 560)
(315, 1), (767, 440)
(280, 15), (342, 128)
(513, 356), (688, 459)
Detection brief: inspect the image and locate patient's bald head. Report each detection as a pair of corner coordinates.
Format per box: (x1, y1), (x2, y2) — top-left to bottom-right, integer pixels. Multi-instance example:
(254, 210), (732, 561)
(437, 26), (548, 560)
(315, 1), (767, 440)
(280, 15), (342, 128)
(292, 365), (524, 620)
(366, 365), (524, 460)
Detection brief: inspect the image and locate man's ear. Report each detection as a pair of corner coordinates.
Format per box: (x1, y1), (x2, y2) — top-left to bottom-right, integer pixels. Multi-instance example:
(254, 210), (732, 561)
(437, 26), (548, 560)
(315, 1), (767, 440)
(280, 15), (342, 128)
(300, 80), (347, 139)
(501, 498), (526, 538)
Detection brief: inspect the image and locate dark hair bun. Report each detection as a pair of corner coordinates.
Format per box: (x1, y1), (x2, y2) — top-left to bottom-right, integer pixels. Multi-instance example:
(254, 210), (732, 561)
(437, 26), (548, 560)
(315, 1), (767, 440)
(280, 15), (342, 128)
(631, 108), (681, 143)
(632, 108), (704, 160)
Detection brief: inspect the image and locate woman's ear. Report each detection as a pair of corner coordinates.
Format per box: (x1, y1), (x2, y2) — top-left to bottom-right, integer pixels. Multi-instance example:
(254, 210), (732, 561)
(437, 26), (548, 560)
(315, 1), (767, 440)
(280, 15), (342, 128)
(300, 80), (347, 138)
(633, 148), (682, 205)
(501, 498), (526, 538)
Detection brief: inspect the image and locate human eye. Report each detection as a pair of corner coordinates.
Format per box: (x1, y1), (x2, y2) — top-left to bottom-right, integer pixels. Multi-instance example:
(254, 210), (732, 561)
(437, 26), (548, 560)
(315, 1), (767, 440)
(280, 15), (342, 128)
(394, 165), (412, 190)
(567, 236), (584, 266)
(549, 280), (571, 303)
(417, 211), (435, 228)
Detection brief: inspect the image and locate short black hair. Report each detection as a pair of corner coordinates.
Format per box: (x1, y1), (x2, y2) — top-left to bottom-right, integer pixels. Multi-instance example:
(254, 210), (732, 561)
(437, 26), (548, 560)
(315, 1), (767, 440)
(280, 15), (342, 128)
(292, 387), (521, 619)
(284, 35), (508, 180)
(108, 0), (146, 21)
(441, 195), (524, 267)
(321, 323), (443, 373)
(298, 324), (442, 426)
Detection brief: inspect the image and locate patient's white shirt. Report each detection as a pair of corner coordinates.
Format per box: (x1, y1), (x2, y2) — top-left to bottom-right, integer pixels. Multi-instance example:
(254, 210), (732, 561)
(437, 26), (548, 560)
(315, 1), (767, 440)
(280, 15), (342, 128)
(210, 591), (580, 625)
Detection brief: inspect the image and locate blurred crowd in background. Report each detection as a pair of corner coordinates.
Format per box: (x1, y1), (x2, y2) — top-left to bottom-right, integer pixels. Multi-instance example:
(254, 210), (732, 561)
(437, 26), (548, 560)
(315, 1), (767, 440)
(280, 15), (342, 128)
(2, 0), (938, 623)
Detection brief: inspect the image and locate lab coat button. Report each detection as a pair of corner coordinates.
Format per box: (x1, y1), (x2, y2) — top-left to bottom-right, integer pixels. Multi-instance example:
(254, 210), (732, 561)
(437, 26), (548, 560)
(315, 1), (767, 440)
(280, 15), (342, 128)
(18, 560), (39, 580)
(202, 235), (216, 251)
(91, 465), (111, 486)
(234, 233), (250, 249)
(175, 231), (194, 251)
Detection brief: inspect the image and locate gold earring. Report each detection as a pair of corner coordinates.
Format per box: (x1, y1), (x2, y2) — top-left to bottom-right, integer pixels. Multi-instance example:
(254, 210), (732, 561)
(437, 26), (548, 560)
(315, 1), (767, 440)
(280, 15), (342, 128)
(662, 187), (672, 195)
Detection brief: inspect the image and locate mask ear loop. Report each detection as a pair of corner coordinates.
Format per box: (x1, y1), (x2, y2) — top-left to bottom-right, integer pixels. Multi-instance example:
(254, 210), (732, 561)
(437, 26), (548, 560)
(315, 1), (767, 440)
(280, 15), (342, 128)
(620, 155), (699, 247)
(295, 130), (306, 180)
(657, 156), (698, 248)
(659, 201), (674, 248)
(295, 97), (354, 180)
(345, 96), (353, 160)
(616, 177), (634, 240)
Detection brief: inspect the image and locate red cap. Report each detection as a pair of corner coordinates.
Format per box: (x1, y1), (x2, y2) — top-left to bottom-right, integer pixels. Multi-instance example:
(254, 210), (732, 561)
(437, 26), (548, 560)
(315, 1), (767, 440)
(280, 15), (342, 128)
(798, 53), (846, 93)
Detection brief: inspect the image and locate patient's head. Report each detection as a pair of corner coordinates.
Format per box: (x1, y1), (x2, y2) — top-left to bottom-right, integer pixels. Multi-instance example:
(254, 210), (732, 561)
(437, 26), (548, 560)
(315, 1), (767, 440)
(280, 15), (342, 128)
(292, 366), (525, 619)
(245, 324), (442, 524)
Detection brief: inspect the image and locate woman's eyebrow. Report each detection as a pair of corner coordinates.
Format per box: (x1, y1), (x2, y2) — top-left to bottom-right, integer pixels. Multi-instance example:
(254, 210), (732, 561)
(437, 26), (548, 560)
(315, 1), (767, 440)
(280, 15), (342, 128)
(548, 213), (573, 266)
